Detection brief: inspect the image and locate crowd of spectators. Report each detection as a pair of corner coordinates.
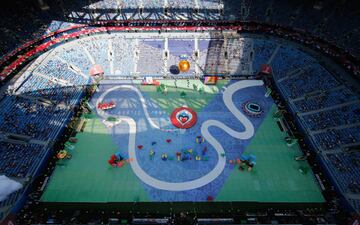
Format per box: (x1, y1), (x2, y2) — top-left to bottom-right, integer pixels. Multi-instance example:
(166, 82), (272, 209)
(293, 88), (357, 113)
(323, 152), (360, 196)
(0, 0), (359, 61)
(85, 0), (222, 10)
(81, 37), (112, 75)
(112, 37), (136, 76)
(231, 0), (360, 59)
(302, 104), (360, 131)
(0, 95), (66, 141)
(0, 0), (65, 57)
(38, 34), (257, 78)
(138, 40), (164, 75)
(0, 44), (92, 222)
(1, 26), (359, 209)
(268, 40), (360, 213)
(0, 0), (359, 222)
(314, 127), (360, 151)
(0, 143), (48, 178)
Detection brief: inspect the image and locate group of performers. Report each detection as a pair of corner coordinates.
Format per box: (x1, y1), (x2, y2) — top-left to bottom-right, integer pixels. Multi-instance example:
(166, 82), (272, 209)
(143, 136), (208, 162)
(107, 136), (256, 172)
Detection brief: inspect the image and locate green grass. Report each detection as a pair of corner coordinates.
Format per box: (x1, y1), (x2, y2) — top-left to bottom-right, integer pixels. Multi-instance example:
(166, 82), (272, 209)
(42, 85), (324, 204)
(41, 113), (149, 203)
(138, 79), (229, 115)
(216, 105), (324, 202)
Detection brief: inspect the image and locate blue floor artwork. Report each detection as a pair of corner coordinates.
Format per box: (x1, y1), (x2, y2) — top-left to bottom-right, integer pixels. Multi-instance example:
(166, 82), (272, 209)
(91, 80), (273, 201)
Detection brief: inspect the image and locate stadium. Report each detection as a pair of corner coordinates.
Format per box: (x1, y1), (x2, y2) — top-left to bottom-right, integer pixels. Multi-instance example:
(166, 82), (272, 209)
(0, 0), (359, 224)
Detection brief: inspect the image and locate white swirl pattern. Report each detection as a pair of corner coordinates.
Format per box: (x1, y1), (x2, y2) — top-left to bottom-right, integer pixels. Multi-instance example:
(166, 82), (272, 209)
(96, 80), (264, 191)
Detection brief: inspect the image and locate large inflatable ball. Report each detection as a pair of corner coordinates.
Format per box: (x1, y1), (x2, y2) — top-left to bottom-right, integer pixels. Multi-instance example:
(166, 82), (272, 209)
(178, 60), (190, 73)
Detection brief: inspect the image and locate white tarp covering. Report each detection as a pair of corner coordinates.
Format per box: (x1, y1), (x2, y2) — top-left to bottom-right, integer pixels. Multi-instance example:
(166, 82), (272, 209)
(0, 175), (23, 202)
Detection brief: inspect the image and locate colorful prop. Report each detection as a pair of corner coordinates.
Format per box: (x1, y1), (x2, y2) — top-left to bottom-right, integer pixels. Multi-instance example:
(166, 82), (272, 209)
(204, 76), (218, 85)
(69, 137), (77, 143)
(169, 65), (180, 75)
(141, 77), (160, 86)
(176, 152), (182, 161)
(97, 101), (116, 110)
(242, 101), (263, 118)
(265, 87), (272, 98)
(239, 154), (257, 171)
(170, 107), (197, 129)
(65, 142), (74, 150)
(202, 146), (208, 155)
(149, 150), (155, 160)
(156, 84), (168, 94)
(107, 152), (127, 167)
(57, 150), (69, 160)
(106, 116), (118, 122)
(90, 64), (104, 77)
(298, 166), (309, 175)
(125, 158), (134, 163)
(181, 154), (191, 161)
(180, 91), (187, 98)
(260, 64), (273, 75)
(294, 153), (310, 161)
(178, 60), (190, 73)
(161, 153), (168, 161)
(240, 155), (256, 163)
(196, 136), (204, 143)
(286, 137), (298, 147)
(115, 152), (123, 160)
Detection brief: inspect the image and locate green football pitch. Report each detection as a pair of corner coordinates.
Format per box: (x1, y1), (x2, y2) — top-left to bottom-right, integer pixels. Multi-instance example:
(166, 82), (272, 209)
(42, 100), (324, 204)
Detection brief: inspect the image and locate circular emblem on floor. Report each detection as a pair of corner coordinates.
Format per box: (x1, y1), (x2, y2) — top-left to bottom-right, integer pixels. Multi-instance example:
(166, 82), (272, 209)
(242, 101), (263, 117)
(170, 107), (197, 129)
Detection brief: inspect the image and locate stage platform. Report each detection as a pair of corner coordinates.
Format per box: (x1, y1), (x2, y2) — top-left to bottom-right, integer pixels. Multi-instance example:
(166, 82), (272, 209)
(41, 79), (324, 211)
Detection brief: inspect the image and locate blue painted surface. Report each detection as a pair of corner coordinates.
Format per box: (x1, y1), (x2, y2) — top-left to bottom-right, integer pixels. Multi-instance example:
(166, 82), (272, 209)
(92, 80), (273, 201)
